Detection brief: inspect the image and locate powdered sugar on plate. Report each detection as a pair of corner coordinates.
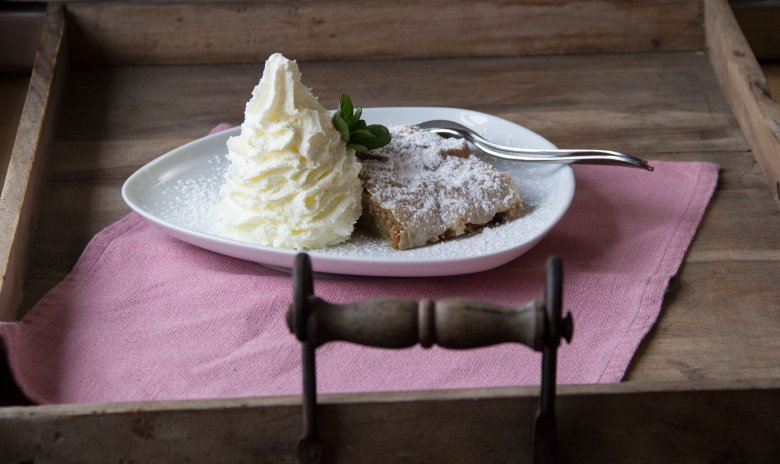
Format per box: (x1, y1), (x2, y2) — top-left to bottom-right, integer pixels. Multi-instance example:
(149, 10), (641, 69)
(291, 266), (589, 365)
(122, 108), (574, 276)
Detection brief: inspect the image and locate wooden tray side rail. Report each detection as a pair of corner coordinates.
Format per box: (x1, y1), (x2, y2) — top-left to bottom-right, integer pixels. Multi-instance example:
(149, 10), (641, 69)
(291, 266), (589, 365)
(1, 381), (778, 463)
(63, 0), (705, 66)
(706, 0), (780, 206)
(0, 4), (67, 322)
(1, 1), (780, 462)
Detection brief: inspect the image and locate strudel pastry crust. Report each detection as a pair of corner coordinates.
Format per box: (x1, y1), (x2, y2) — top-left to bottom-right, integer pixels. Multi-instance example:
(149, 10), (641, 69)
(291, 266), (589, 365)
(358, 125), (522, 250)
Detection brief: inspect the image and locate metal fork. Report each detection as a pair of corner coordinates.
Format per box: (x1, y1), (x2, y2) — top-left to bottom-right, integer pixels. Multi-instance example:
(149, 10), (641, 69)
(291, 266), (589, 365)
(417, 120), (654, 171)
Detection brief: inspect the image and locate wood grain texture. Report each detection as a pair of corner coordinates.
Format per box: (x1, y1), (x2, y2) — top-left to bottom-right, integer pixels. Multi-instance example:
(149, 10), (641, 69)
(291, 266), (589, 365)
(15, 52), (780, 384)
(0, 75), (31, 191)
(56, 53), (749, 153)
(0, 380), (778, 462)
(23, 53), (751, 294)
(64, 0), (704, 66)
(627, 260), (780, 381)
(0, 4), (66, 322)
(707, 0), (780, 206)
(3, 3), (780, 459)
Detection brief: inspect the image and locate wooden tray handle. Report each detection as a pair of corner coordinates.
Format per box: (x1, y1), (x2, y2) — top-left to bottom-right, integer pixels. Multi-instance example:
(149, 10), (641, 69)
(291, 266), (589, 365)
(287, 296), (545, 351)
(286, 253), (572, 464)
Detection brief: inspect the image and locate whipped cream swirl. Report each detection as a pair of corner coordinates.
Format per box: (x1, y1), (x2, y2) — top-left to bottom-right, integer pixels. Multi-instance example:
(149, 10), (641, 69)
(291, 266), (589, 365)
(216, 53), (362, 249)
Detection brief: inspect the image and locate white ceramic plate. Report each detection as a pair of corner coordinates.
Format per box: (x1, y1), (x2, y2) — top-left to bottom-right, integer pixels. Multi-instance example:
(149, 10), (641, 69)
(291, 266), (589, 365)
(122, 107), (574, 277)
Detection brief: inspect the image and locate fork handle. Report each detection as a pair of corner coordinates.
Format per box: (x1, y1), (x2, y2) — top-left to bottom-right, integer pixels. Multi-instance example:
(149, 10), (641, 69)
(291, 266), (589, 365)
(472, 140), (654, 171)
(461, 128), (653, 170)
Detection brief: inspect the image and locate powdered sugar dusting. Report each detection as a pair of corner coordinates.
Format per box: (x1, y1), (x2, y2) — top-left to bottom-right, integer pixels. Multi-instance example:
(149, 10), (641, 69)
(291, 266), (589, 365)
(157, 157), (222, 231)
(145, 143), (566, 261)
(360, 126), (521, 249)
(128, 108), (574, 275)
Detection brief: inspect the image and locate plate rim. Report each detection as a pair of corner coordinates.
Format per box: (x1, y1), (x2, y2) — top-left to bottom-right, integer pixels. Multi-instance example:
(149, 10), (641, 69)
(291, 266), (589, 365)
(122, 107), (575, 276)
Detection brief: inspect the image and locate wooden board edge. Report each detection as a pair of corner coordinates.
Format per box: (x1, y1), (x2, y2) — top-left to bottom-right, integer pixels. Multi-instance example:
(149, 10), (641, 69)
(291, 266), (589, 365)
(2, 376), (778, 418)
(0, 379), (778, 462)
(706, 0), (780, 207)
(63, 0), (704, 66)
(0, 4), (68, 321)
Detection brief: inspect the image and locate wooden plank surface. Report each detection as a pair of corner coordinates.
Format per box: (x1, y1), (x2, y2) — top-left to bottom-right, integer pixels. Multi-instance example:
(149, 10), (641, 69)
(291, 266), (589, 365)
(63, 0), (704, 66)
(707, 0), (780, 205)
(0, 74), (30, 191)
(2, 2), (780, 460)
(54, 52), (749, 151)
(0, 4), (67, 322)
(1, 380), (778, 462)
(15, 52), (780, 384)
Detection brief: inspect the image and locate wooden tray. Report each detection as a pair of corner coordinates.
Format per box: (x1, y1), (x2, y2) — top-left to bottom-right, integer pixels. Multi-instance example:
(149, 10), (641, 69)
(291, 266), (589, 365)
(1, 1), (779, 461)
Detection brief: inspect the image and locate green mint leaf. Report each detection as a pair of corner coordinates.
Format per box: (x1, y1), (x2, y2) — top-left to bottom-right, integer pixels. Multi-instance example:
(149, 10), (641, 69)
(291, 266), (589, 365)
(338, 95), (353, 123)
(350, 136), (384, 151)
(332, 94), (391, 152)
(367, 124), (391, 146)
(351, 119), (367, 131)
(349, 126), (390, 150)
(331, 113), (350, 143)
(350, 128), (374, 139)
(347, 143), (369, 152)
(349, 107), (362, 128)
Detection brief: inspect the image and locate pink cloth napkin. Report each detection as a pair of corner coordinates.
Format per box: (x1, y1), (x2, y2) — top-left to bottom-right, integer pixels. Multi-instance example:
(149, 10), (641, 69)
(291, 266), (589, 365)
(0, 157), (717, 404)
